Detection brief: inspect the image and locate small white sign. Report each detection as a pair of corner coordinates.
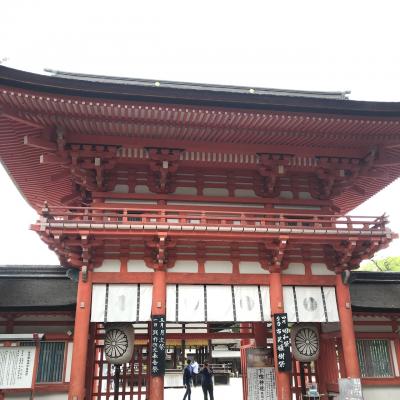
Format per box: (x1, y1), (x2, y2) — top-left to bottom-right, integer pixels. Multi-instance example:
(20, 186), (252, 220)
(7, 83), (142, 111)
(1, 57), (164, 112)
(0, 346), (36, 389)
(339, 378), (364, 400)
(248, 367), (277, 400)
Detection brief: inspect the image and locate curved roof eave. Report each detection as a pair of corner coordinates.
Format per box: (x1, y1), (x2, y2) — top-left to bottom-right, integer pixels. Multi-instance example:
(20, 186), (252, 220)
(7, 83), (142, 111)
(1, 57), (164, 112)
(1, 66), (400, 117)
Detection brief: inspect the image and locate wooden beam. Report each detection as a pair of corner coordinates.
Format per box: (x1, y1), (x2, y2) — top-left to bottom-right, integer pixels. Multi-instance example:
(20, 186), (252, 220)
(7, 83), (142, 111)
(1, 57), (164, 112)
(24, 135), (57, 151)
(0, 106), (44, 129)
(66, 132), (369, 159)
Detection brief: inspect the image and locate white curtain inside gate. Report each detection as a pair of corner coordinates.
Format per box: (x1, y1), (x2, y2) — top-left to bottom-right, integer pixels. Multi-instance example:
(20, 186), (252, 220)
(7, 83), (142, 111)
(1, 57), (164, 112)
(91, 284), (152, 322)
(166, 284), (271, 322)
(283, 286), (339, 323)
(91, 283), (338, 323)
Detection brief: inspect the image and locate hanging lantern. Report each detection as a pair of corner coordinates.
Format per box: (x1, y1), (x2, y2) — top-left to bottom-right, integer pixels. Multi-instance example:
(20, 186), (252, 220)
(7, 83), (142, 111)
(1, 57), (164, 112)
(104, 323), (135, 364)
(290, 324), (320, 362)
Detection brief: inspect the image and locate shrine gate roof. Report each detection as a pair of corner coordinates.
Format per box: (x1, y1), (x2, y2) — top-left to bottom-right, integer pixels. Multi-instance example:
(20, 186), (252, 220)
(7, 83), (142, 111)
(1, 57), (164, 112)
(0, 66), (400, 212)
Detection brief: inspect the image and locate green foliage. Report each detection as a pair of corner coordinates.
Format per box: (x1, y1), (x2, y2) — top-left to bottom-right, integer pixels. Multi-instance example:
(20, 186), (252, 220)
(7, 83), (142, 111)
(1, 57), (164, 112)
(358, 256), (400, 272)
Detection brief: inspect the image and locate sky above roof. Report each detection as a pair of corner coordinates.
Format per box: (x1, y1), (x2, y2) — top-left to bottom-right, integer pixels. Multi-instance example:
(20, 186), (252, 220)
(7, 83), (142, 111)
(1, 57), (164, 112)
(0, 0), (399, 264)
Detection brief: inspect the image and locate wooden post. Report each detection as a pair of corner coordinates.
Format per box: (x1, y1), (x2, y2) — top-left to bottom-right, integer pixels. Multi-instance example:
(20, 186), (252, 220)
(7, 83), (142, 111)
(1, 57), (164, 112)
(270, 271), (292, 400)
(68, 270), (92, 400)
(335, 272), (361, 378)
(253, 322), (268, 348)
(149, 268), (167, 400)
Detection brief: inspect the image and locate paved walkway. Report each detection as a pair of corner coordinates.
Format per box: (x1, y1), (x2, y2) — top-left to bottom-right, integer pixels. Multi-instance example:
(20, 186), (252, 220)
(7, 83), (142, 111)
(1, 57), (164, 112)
(164, 377), (243, 400)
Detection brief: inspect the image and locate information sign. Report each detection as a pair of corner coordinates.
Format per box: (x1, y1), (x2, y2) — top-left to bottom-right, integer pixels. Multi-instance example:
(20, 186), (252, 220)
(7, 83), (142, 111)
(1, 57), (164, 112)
(339, 378), (364, 400)
(248, 366), (277, 400)
(0, 346), (36, 389)
(273, 313), (292, 372)
(150, 315), (166, 376)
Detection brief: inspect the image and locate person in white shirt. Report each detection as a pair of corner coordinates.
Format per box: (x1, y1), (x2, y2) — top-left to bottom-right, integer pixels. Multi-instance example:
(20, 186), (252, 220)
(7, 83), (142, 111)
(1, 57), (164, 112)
(191, 359), (200, 386)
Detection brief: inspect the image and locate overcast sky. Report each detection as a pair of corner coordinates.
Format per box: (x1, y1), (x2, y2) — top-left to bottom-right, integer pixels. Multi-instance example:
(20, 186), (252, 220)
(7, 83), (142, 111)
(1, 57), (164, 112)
(0, 0), (399, 265)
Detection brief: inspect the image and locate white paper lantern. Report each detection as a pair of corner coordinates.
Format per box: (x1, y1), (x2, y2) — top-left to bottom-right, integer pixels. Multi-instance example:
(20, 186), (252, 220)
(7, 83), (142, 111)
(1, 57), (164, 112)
(290, 324), (320, 362)
(104, 323), (135, 364)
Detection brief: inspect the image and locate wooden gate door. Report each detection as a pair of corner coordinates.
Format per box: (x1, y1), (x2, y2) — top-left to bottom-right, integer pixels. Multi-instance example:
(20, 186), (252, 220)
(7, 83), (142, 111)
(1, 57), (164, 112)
(291, 360), (320, 399)
(90, 324), (150, 400)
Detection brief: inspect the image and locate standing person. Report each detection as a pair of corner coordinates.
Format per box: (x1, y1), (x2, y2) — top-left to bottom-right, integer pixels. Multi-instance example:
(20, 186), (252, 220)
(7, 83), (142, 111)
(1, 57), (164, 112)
(182, 359), (192, 400)
(200, 362), (214, 400)
(191, 359), (199, 386)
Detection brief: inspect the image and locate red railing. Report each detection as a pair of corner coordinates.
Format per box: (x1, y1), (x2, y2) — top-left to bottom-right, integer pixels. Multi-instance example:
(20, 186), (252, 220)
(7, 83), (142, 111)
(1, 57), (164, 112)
(38, 205), (389, 234)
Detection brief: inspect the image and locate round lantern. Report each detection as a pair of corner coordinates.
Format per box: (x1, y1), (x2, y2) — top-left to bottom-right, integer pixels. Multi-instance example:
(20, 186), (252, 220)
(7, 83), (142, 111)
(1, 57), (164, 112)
(104, 323), (135, 364)
(290, 324), (320, 362)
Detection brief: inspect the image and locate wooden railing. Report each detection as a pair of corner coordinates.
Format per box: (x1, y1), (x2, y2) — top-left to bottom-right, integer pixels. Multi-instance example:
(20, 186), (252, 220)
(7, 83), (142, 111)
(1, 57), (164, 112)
(38, 205), (389, 234)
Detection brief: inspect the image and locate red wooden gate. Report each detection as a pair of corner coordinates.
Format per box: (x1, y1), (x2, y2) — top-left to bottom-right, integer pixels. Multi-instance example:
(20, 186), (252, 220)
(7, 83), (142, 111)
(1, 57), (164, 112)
(89, 324), (150, 400)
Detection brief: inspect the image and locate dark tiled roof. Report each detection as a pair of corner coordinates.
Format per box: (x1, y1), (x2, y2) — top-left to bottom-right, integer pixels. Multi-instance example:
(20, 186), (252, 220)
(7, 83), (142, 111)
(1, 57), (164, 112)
(349, 271), (400, 312)
(0, 265), (77, 311)
(2, 66), (400, 116)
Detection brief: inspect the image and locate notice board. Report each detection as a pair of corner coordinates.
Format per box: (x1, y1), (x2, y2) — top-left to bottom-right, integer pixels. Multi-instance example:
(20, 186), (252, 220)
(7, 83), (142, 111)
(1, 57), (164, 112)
(339, 378), (364, 400)
(0, 346), (36, 389)
(247, 348), (277, 400)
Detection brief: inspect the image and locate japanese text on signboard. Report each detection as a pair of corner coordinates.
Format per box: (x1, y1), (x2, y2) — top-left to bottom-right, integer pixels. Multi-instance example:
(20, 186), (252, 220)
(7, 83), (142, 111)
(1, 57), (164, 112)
(0, 347), (36, 389)
(247, 367), (277, 400)
(151, 315), (166, 376)
(273, 313), (292, 372)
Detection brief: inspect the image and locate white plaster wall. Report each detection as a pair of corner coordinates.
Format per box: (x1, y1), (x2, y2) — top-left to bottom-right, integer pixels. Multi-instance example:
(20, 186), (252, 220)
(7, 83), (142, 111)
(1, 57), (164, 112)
(234, 189), (257, 198)
(96, 259), (121, 272)
(167, 200), (264, 208)
(299, 191), (312, 199)
(169, 260), (198, 273)
(279, 191), (294, 199)
(311, 263), (335, 275)
(134, 185), (150, 194)
(282, 262), (305, 275)
(127, 260), (153, 272)
(105, 199), (157, 205)
(363, 386), (400, 400)
(113, 184), (129, 193)
(204, 261), (232, 273)
(65, 342), (73, 382)
(36, 394), (68, 400)
(239, 261), (269, 274)
(355, 325), (393, 333)
(203, 187), (229, 197)
(173, 186), (197, 195)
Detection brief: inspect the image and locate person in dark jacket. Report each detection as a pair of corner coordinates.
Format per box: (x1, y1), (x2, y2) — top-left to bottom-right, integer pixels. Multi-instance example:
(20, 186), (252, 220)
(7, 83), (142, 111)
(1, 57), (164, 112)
(182, 359), (192, 400)
(199, 362), (214, 400)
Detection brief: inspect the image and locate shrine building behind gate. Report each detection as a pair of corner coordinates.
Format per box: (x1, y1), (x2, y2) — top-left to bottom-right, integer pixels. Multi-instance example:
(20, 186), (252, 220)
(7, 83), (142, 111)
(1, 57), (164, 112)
(0, 66), (400, 400)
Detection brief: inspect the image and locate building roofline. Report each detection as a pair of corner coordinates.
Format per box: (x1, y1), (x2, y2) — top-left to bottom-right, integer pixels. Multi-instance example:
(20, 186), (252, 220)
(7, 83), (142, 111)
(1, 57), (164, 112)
(349, 270), (400, 284)
(1, 66), (400, 117)
(0, 265), (65, 278)
(45, 69), (350, 100)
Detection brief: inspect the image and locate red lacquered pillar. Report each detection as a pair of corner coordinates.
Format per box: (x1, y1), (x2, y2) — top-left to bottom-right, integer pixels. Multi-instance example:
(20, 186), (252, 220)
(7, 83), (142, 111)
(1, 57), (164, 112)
(270, 271), (292, 400)
(68, 269), (92, 400)
(336, 272), (361, 378)
(149, 268), (167, 400)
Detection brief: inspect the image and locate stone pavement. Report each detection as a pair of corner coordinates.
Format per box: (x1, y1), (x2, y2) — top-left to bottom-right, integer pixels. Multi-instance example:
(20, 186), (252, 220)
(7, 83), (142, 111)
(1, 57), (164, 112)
(164, 377), (243, 400)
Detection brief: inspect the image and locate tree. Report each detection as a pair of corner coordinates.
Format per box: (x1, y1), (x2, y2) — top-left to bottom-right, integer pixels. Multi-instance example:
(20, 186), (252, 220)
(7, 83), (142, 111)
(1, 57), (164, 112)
(358, 256), (400, 272)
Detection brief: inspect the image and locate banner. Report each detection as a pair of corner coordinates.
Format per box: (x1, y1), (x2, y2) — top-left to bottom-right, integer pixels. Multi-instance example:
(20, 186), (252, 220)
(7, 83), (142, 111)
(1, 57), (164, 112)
(0, 346), (36, 389)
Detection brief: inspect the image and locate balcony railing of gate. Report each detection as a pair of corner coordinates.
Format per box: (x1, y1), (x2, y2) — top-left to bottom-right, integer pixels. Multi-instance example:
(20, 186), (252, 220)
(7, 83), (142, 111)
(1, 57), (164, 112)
(36, 205), (390, 236)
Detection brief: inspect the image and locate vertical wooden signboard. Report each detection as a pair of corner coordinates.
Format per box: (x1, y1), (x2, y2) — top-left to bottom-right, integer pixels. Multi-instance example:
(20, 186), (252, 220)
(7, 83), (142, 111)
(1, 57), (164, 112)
(273, 313), (292, 372)
(150, 315), (166, 376)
